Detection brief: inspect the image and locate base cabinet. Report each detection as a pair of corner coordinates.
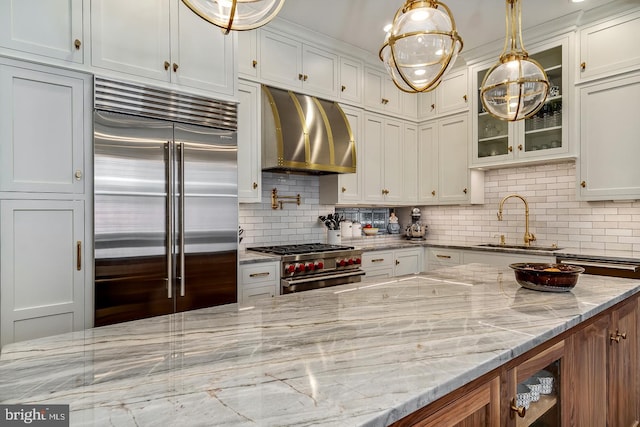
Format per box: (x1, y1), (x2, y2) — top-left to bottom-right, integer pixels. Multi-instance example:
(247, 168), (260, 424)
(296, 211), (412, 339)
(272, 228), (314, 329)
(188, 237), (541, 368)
(362, 247), (422, 278)
(238, 262), (279, 307)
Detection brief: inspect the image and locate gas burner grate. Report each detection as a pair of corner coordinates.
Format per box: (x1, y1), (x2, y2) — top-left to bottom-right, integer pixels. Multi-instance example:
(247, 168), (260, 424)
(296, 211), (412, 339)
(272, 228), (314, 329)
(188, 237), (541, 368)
(248, 243), (354, 255)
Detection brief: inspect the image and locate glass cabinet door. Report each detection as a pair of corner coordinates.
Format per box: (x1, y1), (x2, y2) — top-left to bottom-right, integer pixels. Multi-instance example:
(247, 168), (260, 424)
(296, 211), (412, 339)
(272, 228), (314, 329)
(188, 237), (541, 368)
(476, 67), (511, 159)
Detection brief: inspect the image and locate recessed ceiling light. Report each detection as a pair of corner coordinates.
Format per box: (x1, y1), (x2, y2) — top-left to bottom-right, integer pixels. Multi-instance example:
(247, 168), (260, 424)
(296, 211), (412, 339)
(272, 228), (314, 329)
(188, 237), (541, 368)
(570, 0), (585, 3)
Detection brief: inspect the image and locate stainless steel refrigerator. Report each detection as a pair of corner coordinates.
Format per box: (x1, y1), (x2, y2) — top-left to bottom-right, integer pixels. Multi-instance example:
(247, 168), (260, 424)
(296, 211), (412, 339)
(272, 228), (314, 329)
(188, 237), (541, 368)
(93, 78), (238, 326)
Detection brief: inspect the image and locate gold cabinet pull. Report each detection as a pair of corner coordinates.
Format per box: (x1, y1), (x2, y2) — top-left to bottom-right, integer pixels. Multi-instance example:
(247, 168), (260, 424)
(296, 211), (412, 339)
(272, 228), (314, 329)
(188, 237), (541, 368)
(249, 272), (270, 278)
(580, 62), (586, 71)
(76, 241), (82, 271)
(341, 186), (346, 193)
(252, 60), (257, 68)
(463, 188), (468, 194)
(518, 144), (523, 151)
(341, 85), (346, 92)
(510, 398), (526, 418)
(252, 182), (258, 190)
(372, 258), (385, 263)
(431, 190), (436, 197)
(508, 146), (513, 152)
(610, 330), (627, 343)
(74, 39), (81, 50)
(173, 63), (179, 72)
(430, 103), (435, 111)
(395, 259), (400, 265)
(298, 73), (304, 80)
(303, 74), (308, 81)
(164, 61), (170, 70)
(436, 254), (451, 259)
(463, 94), (467, 102)
(581, 180), (586, 188)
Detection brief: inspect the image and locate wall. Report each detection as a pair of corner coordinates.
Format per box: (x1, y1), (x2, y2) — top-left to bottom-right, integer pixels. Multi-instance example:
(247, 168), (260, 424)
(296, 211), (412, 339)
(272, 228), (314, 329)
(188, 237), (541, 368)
(410, 161), (640, 252)
(239, 172), (335, 248)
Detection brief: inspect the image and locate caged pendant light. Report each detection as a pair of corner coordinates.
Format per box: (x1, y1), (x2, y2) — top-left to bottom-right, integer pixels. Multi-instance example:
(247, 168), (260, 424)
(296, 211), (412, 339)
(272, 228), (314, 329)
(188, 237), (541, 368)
(181, 0), (285, 35)
(380, 0), (463, 93)
(480, 0), (549, 121)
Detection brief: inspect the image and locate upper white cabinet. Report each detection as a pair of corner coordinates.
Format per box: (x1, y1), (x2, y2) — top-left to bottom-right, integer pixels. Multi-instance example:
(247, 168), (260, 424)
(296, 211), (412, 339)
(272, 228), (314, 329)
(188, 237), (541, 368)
(237, 81), (262, 203)
(91, 0), (235, 96)
(470, 36), (572, 168)
(364, 67), (402, 116)
(578, 9), (640, 83)
(577, 72), (640, 201)
(258, 29), (338, 98)
(319, 105), (364, 205)
(338, 57), (363, 105)
(418, 67), (469, 120)
(238, 30), (259, 79)
(0, 0), (84, 63)
(0, 61), (88, 194)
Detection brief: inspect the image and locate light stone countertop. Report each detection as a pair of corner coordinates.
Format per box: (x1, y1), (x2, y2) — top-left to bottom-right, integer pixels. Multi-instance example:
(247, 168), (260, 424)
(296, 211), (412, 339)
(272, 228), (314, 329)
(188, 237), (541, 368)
(1, 264), (639, 426)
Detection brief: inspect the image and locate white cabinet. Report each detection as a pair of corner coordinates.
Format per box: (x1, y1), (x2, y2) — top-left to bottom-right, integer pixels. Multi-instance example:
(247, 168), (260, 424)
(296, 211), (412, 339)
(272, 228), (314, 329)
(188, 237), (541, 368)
(0, 59), (91, 347)
(0, 200), (86, 348)
(238, 30), (259, 79)
(319, 105), (364, 205)
(259, 29), (338, 98)
(91, 0), (235, 96)
(425, 248), (462, 271)
(402, 123), (419, 204)
(238, 262), (279, 306)
(0, 60), (89, 194)
(578, 9), (640, 83)
(237, 81), (262, 203)
(362, 113), (405, 204)
(362, 247), (422, 278)
(471, 38), (572, 168)
(0, 0), (84, 63)
(338, 57), (363, 105)
(364, 67), (402, 116)
(418, 67), (469, 120)
(577, 72), (640, 201)
(419, 114), (484, 205)
(425, 247), (555, 271)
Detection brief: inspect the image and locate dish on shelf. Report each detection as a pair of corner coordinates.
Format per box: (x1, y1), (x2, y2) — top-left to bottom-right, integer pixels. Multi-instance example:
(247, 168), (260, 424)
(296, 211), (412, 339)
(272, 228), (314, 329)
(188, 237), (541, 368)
(509, 263), (585, 292)
(535, 370), (555, 395)
(516, 383), (531, 409)
(523, 377), (542, 402)
(362, 227), (379, 236)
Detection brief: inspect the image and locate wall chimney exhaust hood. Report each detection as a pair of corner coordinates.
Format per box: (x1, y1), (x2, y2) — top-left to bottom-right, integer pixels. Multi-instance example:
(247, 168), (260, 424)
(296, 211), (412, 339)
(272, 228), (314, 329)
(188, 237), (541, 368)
(261, 85), (356, 175)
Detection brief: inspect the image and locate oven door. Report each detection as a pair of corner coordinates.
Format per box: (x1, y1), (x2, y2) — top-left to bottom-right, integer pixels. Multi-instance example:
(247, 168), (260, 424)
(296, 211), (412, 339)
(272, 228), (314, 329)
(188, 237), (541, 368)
(281, 269), (365, 294)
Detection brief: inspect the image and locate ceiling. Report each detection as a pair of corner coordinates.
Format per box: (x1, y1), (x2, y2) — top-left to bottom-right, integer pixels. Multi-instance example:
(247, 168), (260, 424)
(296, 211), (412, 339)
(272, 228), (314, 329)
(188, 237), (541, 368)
(275, 0), (621, 59)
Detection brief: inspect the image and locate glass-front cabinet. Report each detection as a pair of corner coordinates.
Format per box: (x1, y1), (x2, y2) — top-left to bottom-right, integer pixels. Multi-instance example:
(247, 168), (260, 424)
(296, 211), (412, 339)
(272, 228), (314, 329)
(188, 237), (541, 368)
(471, 36), (572, 167)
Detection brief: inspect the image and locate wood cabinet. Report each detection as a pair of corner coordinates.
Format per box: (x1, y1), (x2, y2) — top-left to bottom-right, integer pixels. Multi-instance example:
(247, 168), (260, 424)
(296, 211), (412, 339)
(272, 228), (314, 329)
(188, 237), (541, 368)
(0, 59), (91, 347)
(419, 114), (484, 205)
(569, 296), (639, 426)
(362, 247), (422, 278)
(238, 262), (279, 307)
(319, 105), (364, 205)
(418, 67), (469, 120)
(237, 81), (262, 203)
(577, 9), (640, 83)
(91, 0), (234, 96)
(0, 0), (83, 63)
(258, 29), (338, 98)
(470, 37), (572, 168)
(577, 72), (640, 201)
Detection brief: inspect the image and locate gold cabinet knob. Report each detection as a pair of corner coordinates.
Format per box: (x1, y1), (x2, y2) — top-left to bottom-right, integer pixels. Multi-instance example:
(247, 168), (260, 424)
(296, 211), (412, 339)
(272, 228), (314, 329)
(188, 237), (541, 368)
(463, 94), (467, 102)
(508, 146), (513, 152)
(173, 63), (179, 72)
(341, 85), (346, 92)
(431, 190), (436, 197)
(74, 39), (81, 50)
(510, 398), (526, 418)
(431, 103), (436, 111)
(395, 259), (400, 266)
(463, 188), (468, 194)
(610, 330), (627, 343)
(164, 61), (170, 70)
(341, 186), (346, 193)
(580, 62), (586, 71)
(518, 144), (523, 151)
(581, 180), (586, 188)
(298, 73), (304, 80)
(252, 182), (258, 190)
(252, 60), (257, 68)
(303, 74), (308, 81)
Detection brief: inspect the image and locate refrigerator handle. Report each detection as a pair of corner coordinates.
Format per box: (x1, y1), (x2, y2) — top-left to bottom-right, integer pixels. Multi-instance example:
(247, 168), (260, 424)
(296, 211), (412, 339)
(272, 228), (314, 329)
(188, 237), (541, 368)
(166, 142), (173, 299)
(178, 143), (186, 297)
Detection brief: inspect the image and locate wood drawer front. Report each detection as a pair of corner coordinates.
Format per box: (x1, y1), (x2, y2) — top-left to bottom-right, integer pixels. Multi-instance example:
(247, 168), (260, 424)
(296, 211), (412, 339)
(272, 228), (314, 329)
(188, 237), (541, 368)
(241, 263), (278, 285)
(362, 251), (394, 269)
(427, 249), (461, 264)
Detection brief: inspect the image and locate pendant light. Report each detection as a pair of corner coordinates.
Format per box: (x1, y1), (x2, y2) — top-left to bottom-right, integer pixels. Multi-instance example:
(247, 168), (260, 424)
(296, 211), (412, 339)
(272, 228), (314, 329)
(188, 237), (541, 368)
(480, 0), (549, 121)
(380, 0), (463, 93)
(181, 0), (285, 35)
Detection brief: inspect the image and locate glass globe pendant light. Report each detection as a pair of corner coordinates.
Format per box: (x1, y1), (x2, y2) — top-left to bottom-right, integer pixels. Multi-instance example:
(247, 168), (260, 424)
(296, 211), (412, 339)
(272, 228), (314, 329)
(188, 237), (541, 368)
(480, 0), (549, 121)
(181, 0), (285, 35)
(380, 0), (463, 93)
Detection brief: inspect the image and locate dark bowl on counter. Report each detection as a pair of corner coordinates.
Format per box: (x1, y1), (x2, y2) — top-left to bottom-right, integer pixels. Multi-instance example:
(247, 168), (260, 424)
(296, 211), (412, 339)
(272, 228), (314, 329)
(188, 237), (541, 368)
(509, 263), (585, 292)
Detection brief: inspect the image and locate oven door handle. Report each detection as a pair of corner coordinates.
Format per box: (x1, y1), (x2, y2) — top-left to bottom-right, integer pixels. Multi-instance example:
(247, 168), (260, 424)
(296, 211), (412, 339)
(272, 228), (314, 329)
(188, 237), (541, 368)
(558, 259), (640, 272)
(282, 270), (366, 287)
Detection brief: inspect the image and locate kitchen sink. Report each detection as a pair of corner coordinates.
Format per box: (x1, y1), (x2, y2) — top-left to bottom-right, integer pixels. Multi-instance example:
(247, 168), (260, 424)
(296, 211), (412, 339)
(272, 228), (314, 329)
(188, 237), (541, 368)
(478, 243), (561, 251)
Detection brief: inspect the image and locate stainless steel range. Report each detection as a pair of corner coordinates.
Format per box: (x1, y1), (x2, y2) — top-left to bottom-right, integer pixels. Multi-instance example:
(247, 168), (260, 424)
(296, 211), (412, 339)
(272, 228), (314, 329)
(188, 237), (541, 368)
(247, 243), (365, 294)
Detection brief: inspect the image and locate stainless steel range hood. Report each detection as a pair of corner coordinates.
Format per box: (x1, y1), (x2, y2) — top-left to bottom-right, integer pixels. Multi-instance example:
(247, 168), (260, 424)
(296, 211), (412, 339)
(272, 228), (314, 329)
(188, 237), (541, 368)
(261, 85), (356, 175)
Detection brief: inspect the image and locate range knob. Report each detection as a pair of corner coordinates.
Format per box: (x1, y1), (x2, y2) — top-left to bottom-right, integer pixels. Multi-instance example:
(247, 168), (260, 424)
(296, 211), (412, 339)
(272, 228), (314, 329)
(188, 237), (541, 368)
(305, 262), (315, 272)
(338, 259), (346, 267)
(294, 263), (303, 273)
(354, 257), (362, 265)
(315, 261), (324, 270)
(286, 264), (295, 274)
(347, 258), (354, 265)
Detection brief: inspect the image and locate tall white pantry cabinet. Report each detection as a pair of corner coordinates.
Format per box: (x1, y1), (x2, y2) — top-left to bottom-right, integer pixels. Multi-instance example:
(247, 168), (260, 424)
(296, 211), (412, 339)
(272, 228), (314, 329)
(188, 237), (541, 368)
(0, 58), (92, 348)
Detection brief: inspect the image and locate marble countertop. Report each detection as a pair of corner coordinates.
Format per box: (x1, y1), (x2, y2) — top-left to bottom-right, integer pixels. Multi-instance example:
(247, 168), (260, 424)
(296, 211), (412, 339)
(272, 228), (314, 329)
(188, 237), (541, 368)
(2, 264), (639, 426)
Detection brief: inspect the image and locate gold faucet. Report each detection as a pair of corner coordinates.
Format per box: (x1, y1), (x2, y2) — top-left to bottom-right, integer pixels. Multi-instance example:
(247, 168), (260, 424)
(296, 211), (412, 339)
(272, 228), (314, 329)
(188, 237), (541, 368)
(497, 194), (536, 246)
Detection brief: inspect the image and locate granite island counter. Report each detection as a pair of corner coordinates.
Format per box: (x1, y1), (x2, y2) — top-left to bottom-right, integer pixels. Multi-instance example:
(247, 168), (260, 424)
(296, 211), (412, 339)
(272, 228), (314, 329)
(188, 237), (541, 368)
(1, 264), (639, 426)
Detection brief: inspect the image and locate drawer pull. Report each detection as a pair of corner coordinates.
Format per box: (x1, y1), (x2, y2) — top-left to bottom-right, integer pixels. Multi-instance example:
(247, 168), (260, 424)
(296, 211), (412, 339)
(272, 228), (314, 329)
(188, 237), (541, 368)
(76, 241), (82, 271)
(372, 258), (385, 263)
(510, 398), (526, 418)
(249, 272), (270, 278)
(436, 254), (451, 259)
